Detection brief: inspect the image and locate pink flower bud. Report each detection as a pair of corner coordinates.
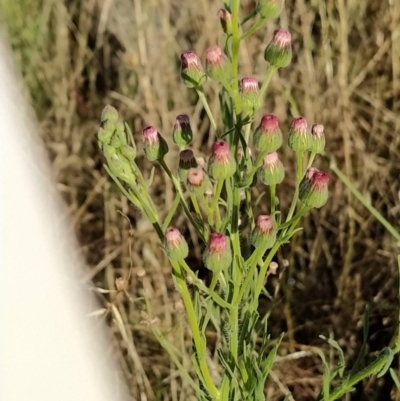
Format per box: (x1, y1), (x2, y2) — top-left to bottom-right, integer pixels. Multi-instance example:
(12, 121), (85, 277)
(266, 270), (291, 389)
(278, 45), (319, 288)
(253, 114), (283, 153)
(258, 151), (285, 185)
(180, 51), (206, 89)
(217, 9), (232, 35)
(203, 233), (232, 272)
(310, 123), (326, 154)
(186, 167), (207, 194)
(178, 149), (198, 182)
(207, 140), (236, 180)
(256, 0), (285, 20)
(172, 114), (193, 148)
(165, 227), (189, 261)
(142, 126), (169, 161)
(251, 215), (277, 248)
(287, 117), (312, 152)
(299, 168), (329, 208)
(264, 29), (292, 69)
(239, 77), (262, 115)
(205, 46), (230, 82)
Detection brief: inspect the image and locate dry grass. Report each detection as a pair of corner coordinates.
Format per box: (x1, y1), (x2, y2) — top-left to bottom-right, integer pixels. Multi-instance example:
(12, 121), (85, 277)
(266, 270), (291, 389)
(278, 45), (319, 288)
(1, 0), (400, 399)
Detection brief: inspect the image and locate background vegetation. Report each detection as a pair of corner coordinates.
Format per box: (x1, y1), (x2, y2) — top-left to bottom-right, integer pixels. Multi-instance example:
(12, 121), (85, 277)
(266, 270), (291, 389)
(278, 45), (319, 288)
(1, 0), (399, 399)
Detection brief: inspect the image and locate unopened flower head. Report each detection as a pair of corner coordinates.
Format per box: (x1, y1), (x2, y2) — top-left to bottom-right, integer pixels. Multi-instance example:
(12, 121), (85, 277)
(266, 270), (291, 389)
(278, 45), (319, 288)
(256, 0), (285, 20)
(258, 151), (285, 186)
(239, 77), (262, 115)
(186, 167), (207, 195)
(264, 29), (292, 69)
(299, 168), (329, 208)
(253, 114), (283, 153)
(205, 46), (230, 83)
(164, 227), (189, 261)
(178, 149), (198, 182)
(310, 123), (326, 154)
(101, 104), (119, 124)
(207, 140), (236, 180)
(180, 51), (206, 89)
(217, 9), (232, 35)
(142, 126), (169, 161)
(203, 233), (232, 272)
(173, 114), (193, 148)
(251, 215), (277, 249)
(288, 117), (312, 152)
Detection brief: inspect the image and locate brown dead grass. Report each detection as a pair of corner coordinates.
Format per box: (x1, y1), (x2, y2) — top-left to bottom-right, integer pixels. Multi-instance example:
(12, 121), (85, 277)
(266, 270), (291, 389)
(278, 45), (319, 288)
(2, 0), (400, 399)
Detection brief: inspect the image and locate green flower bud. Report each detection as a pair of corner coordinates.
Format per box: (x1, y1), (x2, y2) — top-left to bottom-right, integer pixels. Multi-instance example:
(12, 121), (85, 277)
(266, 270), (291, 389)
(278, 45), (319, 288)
(217, 9), (232, 36)
(101, 105), (119, 124)
(164, 227), (189, 261)
(310, 124), (326, 154)
(264, 29), (292, 69)
(258, 151), (285, 185)
(121, 144), (136, 161)
(299, 168), (329, 209)
(180, 51), (206, 89)
(173, 115), (193, 148)
(239, 77), (262, 115)
(253, 114), (283, 153)
(178, 149), (198, 182)
(256, 0), (285, 19)
(110, 122), (127, 148)
(203, 233), (232, 272)
(142, 126), (169, 161)
(207, 141), (236, 180)
(205, 46), (230, 83)
(288, 117), (312, 152)
(251, 215), (277, 249)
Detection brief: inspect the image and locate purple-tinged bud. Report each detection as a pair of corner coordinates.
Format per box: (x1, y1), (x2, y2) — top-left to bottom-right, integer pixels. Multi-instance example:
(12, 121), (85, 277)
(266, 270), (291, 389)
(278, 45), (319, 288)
(180, 51), (207, 89)
(101, 104), (119, 124)
(178, 149), (198, 182)
(253, 114), (283, 153)
(207, 140), (236, 180)
(172, 114), (193, 148)
(142, 126), (169, 161)
(217, 9), (232, 35)
(186, 167), (207, 195)
(310, 123), (326, 154)
(299, 168), (329, 208)
(251, 215), (277, 249)
(203, 233), (232, 272)
(205, 46), (230, 83)
(288, 117), (312, 152)
(164, 227), (189, 261)
(264, 29), (292, 69)
(239, 77), (262, 115)
(258, 151), (285, 185)
(256, 0), (285, 20)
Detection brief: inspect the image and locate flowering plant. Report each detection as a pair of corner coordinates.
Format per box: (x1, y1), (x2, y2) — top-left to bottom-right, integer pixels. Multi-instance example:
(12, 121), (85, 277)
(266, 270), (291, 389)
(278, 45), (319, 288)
(97, 1), (399, 399)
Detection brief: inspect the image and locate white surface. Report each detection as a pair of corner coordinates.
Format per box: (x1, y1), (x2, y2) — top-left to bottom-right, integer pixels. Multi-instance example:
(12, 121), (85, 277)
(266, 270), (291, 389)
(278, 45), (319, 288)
(0, 38), (129, 401)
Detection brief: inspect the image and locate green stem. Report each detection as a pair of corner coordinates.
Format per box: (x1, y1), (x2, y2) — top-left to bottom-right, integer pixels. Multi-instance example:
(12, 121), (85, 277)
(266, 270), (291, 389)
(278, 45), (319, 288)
(270, 184), (276, 219)
(191, 194), (202, 219)
(231, 0), (242, 114)
(196, 89), (217, 131)
(210, 179), (224, 229)
(258, 66), (277, 102)
(162, 193), (181, 230)
(240, 17), (265, 40)
(170, 260), (219, 399)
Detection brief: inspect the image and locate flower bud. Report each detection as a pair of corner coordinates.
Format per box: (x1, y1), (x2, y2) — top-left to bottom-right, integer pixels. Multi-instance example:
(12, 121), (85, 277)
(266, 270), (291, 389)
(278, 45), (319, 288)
(299, 168), (329, 208)
(256, 0), (285, 19)
(164, 227), (189, 261)
(239, 77), (262, 115)
(287, 117), (312, 152)
(310, 123), (326, 154)
(217, 9), (232, 35)
(253, 114), (283, 153)
(172, 114), (193, 148)
(142, 126), (169, 161)
(180, 51), (206, 89)
(207, 141), (236, 180)
(104, 147), (134, 183)
(121, 144), (137, 160)
(110, 122), (127, 148)
(203, 233), (232, 272)
(178, 149), (198, 182)
(251, 215), (277, 249)
(101, 105), (119, 124)
(186, 167), (207, 195)
(264, 29), (292, 69)
(258, 151), (285, 185)
(205, 46), (230, 82)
